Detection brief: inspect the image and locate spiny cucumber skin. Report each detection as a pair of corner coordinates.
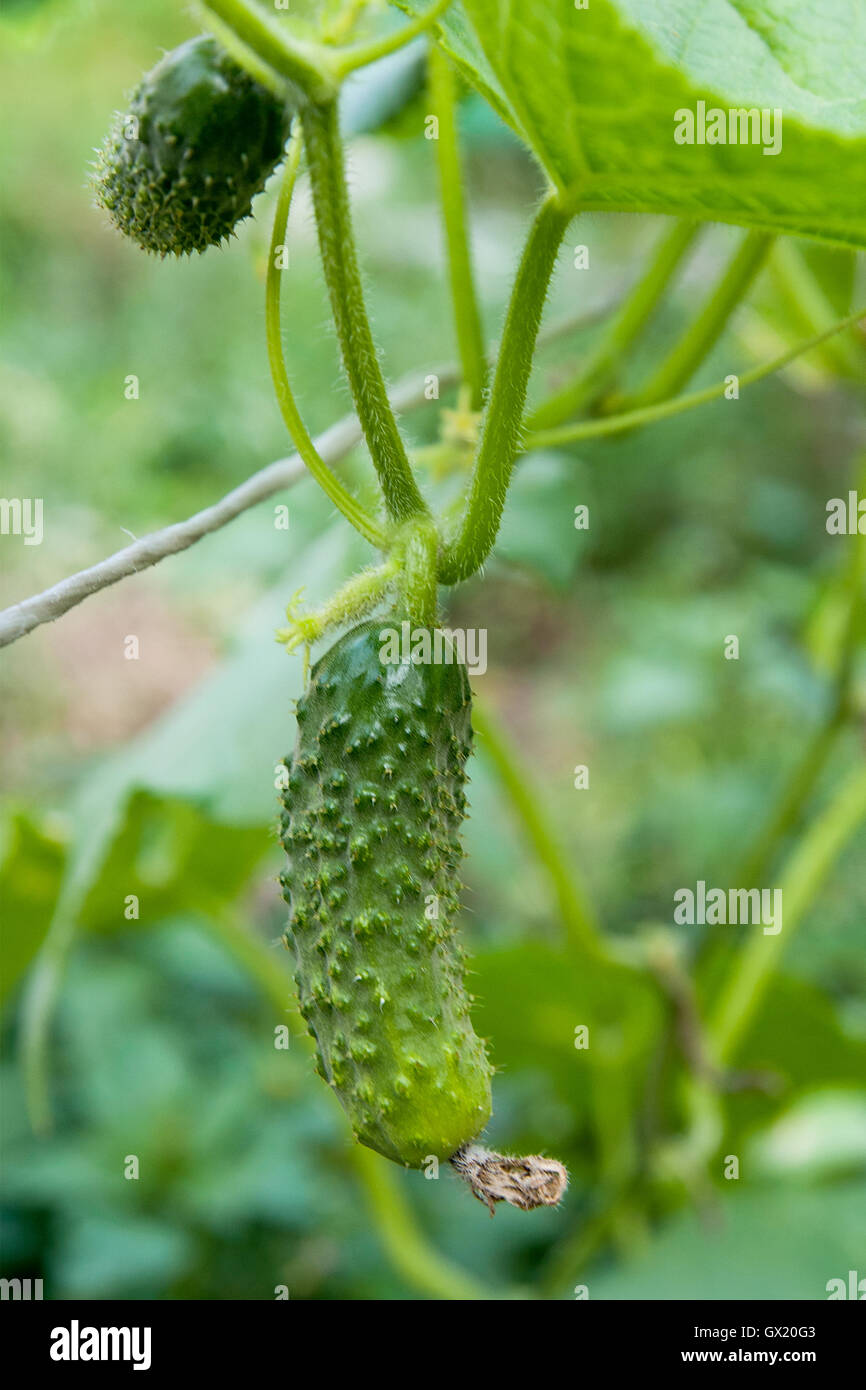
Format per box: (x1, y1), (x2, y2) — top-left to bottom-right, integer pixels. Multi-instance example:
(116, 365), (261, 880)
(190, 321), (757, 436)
(93, 36), (292, 257)
(279, 621), (493, 1167)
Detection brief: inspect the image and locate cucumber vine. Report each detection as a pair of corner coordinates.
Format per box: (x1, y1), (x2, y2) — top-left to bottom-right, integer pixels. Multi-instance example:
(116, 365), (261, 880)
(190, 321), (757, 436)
(79, 0), (866, 1239)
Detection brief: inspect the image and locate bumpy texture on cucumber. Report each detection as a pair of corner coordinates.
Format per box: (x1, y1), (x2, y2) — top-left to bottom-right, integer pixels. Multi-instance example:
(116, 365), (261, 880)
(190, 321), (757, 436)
(279, 620), (493, 1166)
(93, 36), (291, 256)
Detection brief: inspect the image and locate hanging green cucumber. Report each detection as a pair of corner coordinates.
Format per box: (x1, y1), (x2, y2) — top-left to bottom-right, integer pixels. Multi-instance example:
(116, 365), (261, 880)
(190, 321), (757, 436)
(279, 617), (568, 1211)
(93, 35), (292, 256)
(279, 618), (492, 1166)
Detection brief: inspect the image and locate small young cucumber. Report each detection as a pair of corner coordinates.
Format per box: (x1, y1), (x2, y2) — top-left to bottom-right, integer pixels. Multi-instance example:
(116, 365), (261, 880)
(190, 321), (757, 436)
(279, 620), (493, 1166)
(94, 36), (292, 256)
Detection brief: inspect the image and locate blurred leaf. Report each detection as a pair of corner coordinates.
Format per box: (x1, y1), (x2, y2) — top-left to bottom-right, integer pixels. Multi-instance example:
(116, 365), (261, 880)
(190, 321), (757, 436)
(721, 974), (866, 1145)
(494, 451), (589, 590)
(577, 1178), (866, 1300)
(474, 941), (663, 1113)
(54, 1214), (195, 1298)
(77, 791), (266, 934)
(748, 1089), (866, 1183)
(110, 527), (363, 825)
(802, 245), (857, 315)
(0, 812), (65, 1006)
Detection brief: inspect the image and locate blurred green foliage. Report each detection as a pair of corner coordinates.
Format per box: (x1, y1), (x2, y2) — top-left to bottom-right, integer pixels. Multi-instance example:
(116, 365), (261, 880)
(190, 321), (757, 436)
(1, 0), (865, 1300)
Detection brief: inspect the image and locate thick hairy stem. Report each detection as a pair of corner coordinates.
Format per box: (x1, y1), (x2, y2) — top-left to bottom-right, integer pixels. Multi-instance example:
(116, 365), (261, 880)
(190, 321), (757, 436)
(439, 192), (572, 583)
(303, 98), (429, 524)
(266, 131), (385, 547)
(398, 516), (440, 626)
(428, 42), (486, 411)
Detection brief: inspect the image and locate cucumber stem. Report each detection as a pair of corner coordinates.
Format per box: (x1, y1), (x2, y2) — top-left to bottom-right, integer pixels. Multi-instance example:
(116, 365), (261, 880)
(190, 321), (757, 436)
(439, 192), (572, 584)
(266, 131), (387, 549)
(526, 219), (699, 432)
(303, 98), (429, 525)
(428, 42), (487, 412)
(398, 516), (440, 626)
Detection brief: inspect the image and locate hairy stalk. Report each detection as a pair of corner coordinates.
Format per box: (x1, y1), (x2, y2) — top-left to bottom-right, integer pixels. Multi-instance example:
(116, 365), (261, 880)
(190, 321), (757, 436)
(525, 303), (866, 451)
(439, 192), (572, 583)
(428, 42), (486, 411)
(303, 99), (428, 523)
(276, 559), (399, 658)
(526, 220), (699, 432)
(267, 133), (386, 548)
(398, 515), (440, 625)
(616, 230), (773, 411)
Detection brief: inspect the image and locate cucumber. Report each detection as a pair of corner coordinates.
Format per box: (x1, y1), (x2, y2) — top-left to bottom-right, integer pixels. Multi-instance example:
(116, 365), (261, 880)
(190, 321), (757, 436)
(279, 620), (493, 1166)
(93, 35), (292, 256)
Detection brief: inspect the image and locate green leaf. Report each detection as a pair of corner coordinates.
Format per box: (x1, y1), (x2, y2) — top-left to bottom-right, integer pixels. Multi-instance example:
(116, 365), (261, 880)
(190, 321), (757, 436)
(474, 941), (664, 1113)
(75, 791), (267, 935)
(404, 0), (866, 246)
(0, 812), (65, 1007)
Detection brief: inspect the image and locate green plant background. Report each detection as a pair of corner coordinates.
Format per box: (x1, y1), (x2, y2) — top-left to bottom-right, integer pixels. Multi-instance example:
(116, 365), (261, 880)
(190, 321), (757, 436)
(1, 0), (865, 1300)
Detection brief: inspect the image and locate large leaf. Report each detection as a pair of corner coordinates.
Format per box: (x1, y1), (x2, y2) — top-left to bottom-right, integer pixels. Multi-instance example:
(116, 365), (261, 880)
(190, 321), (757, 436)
(403, 0), (866, 247)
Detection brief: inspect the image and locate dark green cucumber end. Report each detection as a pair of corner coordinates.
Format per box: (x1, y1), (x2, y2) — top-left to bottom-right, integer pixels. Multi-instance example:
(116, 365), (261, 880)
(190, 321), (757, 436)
(93, 35), (293, 256)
